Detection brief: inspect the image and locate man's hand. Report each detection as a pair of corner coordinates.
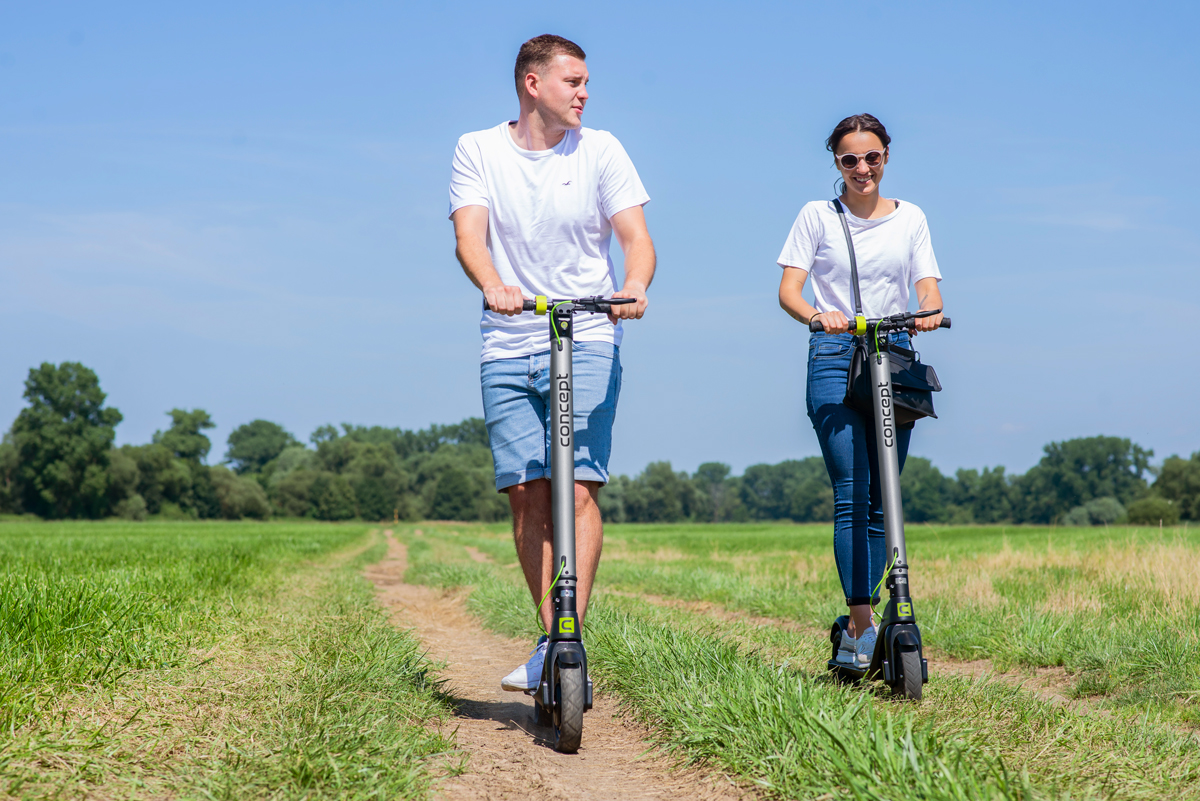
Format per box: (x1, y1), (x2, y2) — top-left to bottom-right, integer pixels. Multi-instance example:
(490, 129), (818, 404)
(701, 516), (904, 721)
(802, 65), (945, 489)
(609, 282), (648, 324)
(483, 284), (526, 316)
(913, 310), (944, 333)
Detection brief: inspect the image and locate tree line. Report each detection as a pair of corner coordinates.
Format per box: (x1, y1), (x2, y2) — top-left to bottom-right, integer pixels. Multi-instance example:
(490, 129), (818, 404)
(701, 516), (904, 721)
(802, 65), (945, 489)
(1, 362), (1197, 525)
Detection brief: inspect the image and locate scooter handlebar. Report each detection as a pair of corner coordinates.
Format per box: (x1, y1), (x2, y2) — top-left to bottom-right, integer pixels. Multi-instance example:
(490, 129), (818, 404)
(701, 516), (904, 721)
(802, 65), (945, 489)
(483, 295), (637, 315)
(808, 315), (952, 333)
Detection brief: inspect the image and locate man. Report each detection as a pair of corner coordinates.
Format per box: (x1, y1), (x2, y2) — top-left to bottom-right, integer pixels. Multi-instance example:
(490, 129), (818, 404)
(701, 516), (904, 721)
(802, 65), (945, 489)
(449, 34), (655, 691)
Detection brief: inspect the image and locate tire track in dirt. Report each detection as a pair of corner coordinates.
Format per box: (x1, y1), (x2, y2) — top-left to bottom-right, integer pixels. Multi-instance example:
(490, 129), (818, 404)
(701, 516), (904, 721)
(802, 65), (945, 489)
(366, 531), (748, 801)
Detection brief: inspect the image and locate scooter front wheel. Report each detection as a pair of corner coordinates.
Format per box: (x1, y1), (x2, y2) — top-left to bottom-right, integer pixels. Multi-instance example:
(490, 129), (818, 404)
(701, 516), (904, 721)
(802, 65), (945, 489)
(553, 665), (585, 753)
(896, 650), (923, 701)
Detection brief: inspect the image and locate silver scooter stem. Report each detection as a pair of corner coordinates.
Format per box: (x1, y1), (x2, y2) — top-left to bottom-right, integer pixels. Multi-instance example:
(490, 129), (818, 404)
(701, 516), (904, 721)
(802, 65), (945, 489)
(549, 327), (578, 602)
(867, 348), (909, 595)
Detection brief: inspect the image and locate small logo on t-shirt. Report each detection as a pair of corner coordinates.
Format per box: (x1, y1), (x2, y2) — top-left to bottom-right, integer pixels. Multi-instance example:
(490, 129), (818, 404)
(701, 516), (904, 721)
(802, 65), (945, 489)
(561, 180), (572, 186)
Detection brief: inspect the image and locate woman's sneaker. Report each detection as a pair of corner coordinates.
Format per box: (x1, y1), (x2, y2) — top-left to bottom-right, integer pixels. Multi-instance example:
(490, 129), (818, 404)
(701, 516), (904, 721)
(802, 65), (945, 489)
(854, 626), (878, 669)
(835, 630), (858, 665)
(501, 635), (548, 692)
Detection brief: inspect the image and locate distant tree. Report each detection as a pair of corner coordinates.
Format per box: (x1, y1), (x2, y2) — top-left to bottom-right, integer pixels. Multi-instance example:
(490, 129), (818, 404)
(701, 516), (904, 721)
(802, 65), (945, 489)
(954, 466), (1011, 523)
(0, 433), (19, 513)
(1155, 452), (1200, 520)
(739, 458), (831, 522)
(693, 462), (733, 523)
(429, 468), (473, 520)
(10, 362), (123, 519)
(153, 409), (215, 463)
(226, 420), (297, 474)
(900, 457), (957, 523)
(624, 461), (697, 522)
(311, 473), (357, 521)
(1011, 436), (1152, 523)
(274, 469), (320, 517)
(310, 424), (339, 446)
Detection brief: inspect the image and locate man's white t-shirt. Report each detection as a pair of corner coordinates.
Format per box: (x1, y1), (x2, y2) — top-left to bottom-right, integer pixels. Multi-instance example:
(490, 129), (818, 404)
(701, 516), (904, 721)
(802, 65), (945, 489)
(449, 122), (650, 362)
(777, 199), (942, 318)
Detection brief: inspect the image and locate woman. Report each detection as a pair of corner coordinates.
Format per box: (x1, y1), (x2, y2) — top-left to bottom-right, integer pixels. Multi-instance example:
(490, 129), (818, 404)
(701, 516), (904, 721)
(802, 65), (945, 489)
(777, 114), (944, 668)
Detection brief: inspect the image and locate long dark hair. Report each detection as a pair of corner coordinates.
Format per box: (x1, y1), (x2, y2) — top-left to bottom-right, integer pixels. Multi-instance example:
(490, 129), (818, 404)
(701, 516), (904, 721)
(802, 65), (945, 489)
(826, 113), (891, 196)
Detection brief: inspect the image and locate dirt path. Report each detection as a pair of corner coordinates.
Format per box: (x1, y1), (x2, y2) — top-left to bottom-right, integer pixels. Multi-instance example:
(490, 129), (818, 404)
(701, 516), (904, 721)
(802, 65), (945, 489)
(366, 531), (746, 801)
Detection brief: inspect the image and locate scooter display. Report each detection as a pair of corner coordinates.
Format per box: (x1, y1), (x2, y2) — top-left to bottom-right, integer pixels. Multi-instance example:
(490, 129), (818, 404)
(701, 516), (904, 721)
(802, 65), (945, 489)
(809, 309), (950, 700)
(484, 293), (635, 752)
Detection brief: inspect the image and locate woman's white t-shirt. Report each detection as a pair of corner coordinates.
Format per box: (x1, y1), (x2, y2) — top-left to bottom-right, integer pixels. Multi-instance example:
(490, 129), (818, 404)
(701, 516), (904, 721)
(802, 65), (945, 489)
(777, 199), (942, 318)
(449, 122), (650, 363)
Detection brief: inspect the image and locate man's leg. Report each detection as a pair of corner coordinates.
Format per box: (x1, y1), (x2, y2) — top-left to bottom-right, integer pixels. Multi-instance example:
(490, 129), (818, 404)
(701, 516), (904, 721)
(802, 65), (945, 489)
(508, 478), (603, 633)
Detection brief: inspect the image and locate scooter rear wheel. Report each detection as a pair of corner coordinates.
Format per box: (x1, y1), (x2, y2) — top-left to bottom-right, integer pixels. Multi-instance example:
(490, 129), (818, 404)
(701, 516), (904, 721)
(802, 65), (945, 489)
(896, 650), (923, 701)
(553, 665), (585, 753)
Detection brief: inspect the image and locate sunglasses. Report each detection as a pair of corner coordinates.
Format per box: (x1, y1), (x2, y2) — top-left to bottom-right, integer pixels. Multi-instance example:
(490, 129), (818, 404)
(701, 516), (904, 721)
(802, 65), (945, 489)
(836, 150), (885, 169)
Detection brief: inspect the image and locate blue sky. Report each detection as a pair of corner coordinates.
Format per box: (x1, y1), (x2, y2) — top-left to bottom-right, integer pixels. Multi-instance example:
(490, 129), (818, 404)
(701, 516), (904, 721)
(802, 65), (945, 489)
(1, 1), (1197, 478)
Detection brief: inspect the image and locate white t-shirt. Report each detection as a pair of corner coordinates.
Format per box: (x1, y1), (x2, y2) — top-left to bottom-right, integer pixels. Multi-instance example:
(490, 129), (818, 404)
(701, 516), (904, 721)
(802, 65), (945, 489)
(449, 122), (650, 362)
(777, 199), (942, 318)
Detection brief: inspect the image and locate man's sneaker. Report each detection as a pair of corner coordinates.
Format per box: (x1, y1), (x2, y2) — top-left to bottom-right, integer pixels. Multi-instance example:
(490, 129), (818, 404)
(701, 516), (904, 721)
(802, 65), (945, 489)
(835, 630), (857, 665)
(854, 625), (878, 669)
(501, 635), (547, 692)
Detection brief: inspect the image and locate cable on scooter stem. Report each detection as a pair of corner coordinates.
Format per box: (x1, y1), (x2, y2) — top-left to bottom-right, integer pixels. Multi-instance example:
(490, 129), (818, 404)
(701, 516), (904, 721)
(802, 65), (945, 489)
(536, 557), (567, 635)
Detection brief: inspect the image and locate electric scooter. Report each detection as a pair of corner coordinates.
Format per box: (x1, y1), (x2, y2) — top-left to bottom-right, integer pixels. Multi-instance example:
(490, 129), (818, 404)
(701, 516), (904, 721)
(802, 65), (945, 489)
(484, 293), (635, 752)
(809, 309), (950, 701)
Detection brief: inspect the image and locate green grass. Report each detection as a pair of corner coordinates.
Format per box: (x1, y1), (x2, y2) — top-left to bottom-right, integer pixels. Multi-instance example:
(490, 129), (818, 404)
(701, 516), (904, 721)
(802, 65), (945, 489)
(398, 521), (1200, 800)
(0, 520), (455, 799)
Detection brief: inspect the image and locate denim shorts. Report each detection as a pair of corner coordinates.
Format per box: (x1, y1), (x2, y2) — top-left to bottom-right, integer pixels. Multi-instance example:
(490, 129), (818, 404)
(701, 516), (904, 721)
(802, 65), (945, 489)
(480, 341), (622, 491)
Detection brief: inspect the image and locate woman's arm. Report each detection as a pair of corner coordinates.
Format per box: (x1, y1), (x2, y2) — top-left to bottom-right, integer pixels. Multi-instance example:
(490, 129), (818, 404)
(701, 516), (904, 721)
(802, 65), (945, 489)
(913, 277), (944, 332)
(779, 266), (849, 333)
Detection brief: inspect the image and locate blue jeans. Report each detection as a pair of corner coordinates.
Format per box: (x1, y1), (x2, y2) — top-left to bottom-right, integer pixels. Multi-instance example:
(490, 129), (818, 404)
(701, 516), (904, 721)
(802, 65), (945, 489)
(806, 332), (912, 605)
(480, 341), (621, 491)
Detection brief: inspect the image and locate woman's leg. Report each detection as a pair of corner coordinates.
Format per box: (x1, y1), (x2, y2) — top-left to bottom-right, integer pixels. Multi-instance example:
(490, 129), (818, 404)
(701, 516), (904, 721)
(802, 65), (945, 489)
(806, 335), (874, 636)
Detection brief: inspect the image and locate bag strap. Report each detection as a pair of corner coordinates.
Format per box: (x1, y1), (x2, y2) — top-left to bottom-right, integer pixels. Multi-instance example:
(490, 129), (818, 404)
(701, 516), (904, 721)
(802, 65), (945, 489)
(831, 198), (864, 317)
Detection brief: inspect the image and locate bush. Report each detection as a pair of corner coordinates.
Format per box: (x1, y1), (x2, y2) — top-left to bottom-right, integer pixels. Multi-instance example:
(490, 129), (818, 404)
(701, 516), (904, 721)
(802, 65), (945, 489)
(210, 466), (271, 520)
(1126, 497), (1180, 526)
(1062, 496), (1125, 526)
(113, 493), (148, 521)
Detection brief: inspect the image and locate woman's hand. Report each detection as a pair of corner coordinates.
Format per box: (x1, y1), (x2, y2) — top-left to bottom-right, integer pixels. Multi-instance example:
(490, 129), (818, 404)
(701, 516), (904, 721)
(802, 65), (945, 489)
(813, 310), (850, 334)
(912, 277), (944, 334)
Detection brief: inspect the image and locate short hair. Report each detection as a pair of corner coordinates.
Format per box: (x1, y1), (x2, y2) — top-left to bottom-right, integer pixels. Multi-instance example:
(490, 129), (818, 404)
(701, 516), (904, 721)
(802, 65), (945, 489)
(514, 34), (586, 97)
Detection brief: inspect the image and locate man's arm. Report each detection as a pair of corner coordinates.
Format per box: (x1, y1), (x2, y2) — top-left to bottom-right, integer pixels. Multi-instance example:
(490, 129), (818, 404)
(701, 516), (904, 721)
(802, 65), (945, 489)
(451, 205), (524, 315)
(609, 205), (655, 322)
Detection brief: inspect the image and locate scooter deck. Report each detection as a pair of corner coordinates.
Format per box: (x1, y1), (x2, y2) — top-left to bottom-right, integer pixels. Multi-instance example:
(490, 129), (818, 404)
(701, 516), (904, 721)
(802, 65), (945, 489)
(826, 658), (869, 682)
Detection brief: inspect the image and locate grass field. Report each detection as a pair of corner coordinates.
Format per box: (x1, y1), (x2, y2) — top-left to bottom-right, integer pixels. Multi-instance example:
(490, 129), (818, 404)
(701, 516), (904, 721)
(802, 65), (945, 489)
(3, 519), (1198, 800)
(402, 520), (1200, 800)
(0, 520), (456, 799)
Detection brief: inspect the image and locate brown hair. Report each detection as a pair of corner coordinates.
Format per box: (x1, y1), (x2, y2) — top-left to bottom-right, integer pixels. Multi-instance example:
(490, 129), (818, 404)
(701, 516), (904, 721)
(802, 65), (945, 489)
(514, 34), (586, 97)
(826, 113), (891, 154)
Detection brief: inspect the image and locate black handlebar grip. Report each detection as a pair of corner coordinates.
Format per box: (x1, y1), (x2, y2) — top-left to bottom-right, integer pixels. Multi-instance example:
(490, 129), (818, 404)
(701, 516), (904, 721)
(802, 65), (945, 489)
(940, 317), (952, 329)
(483, 298), (539, 312)
(808, 319), (825, 333)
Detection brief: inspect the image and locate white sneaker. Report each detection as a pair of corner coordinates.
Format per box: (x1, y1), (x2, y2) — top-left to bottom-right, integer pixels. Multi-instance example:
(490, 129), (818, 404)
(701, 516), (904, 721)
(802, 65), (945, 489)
(501, 636), (547, 692)
(835, 630), (857, 665)
(854, 626), (878, 669)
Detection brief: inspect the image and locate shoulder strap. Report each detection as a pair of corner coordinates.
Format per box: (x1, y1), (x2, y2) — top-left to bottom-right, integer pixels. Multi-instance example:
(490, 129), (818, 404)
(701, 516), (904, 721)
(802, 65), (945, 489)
(831, 199), (863, 317)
